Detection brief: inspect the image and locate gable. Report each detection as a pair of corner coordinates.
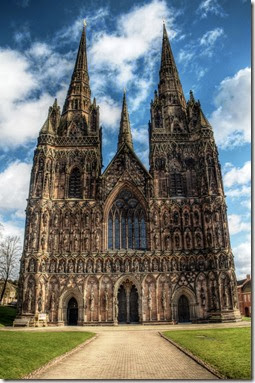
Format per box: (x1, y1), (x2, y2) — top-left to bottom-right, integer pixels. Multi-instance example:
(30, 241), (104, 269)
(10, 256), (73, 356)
(102, 143), (151, 200)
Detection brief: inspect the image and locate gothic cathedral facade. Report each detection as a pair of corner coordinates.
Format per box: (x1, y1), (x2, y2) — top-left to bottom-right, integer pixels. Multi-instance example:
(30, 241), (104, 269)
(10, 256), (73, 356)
(16, 24), (241, 326)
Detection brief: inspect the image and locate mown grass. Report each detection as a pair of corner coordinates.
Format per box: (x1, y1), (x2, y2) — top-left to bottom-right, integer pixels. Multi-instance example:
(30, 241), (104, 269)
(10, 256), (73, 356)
(163, 327), (251, 379)
(0, 306), (17, 326)
(0, 331), (95, 379)
(242, 316), (251, 321)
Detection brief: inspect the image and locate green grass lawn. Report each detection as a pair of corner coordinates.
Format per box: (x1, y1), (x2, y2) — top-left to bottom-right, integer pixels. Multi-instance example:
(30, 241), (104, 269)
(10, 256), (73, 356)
(163, 327), (251, 379)
(0, 306), (17, 326)
(0, 331), (95, 379)
(242, 316), (251, 321)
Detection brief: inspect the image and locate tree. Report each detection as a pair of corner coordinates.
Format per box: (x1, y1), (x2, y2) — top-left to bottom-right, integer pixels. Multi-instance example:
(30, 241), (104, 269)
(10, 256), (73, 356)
(0, 236), (21, 305)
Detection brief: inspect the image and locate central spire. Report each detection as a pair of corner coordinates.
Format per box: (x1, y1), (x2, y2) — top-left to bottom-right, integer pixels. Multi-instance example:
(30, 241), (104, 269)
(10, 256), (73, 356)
(62, 22), (91, 118)
(158, 23), (186, 110)
(117, 91), (133, 151)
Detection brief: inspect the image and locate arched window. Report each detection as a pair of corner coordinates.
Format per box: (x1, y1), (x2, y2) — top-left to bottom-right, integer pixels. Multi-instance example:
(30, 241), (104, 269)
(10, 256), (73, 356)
(69, 168), (82, 198)
(169, 173), (185, 196)
(108, 189), (147, 250)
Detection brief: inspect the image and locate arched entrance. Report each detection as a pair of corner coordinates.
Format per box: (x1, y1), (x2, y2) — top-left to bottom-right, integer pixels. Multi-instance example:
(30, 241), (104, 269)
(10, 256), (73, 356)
(245, 307), (249, 317)
(118, 285), (127, 323)
(117, 283), (139, 323)
(178, 295), (190, 322)
(67, 297), (78, 325)
(130, 285), (139, 322)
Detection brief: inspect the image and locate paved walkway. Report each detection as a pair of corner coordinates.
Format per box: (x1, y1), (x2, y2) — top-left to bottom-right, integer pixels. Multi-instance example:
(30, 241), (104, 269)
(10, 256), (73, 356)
(33, 329), (217, 380)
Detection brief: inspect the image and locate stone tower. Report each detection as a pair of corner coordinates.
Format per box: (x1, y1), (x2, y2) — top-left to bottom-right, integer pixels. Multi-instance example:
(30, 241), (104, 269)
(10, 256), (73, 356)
(16, 23), (241, 326)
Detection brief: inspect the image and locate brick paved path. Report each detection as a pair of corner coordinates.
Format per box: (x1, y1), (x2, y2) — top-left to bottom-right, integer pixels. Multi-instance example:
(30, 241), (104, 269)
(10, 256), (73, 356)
(35, 329), (217, 379)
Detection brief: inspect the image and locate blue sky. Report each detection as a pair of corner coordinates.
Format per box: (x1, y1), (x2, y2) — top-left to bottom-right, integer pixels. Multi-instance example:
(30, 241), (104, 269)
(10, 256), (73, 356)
(0, 0), (251, 279)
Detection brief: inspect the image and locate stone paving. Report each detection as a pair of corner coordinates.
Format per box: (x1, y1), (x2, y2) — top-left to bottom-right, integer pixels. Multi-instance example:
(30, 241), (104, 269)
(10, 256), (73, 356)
(32, 328), (218, 380)
(4, 322), (249, 380)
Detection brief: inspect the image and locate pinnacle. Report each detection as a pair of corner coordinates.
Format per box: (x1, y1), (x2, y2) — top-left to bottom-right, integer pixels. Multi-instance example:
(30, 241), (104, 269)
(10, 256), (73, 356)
(118, 91), (133, 151)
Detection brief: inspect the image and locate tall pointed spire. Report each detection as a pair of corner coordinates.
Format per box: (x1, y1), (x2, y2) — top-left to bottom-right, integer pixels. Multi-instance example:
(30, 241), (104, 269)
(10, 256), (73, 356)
(117, 91), (133, 151)
(159, 23), (186, 110)
(62, 21), (91, 118)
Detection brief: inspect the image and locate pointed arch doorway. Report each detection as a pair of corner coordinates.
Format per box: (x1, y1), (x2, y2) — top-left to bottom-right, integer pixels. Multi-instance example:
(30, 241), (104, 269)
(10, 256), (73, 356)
(67, 297), (78, 325)
(178, 295), (190, 322)
(117, 283), (139, 324)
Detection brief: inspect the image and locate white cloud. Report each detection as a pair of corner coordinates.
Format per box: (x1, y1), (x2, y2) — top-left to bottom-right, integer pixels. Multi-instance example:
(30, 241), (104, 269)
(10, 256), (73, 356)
(0, 49), (37, 102)
(226, 185), (251, 198)
(0, 92), (54, 147)
(223, 161), (251, 188)
(0, 45), (71, 148)
(233, 236), (251, 279)
(197, 0), (226, 18)
(199, 28), (224, 50)
(0, 161), (31, 216)
(132, 126), (148, 144)
(136, 148), (149, 169)
(178, 28), (224, 76)
(98, 96), (121, 129)
(28, 42), (52, 57)
(210, 67), (251, 148)
(89, 0), (175, 109)
(0, 216), (24, 240)
(240, 199), (251, 210)
(228, 214), (250, 235)
(178, 50), (195, 64)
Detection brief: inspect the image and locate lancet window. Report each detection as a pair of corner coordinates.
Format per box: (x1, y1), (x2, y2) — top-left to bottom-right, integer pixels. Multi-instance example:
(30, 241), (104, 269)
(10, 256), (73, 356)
(69, 167), (82, 198)
(108, 189), (147, 250)
(169, 173), (185, 196)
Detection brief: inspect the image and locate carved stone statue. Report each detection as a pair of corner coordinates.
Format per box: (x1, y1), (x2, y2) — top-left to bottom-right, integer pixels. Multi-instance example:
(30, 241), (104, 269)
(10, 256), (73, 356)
(161, 289), (166, 310)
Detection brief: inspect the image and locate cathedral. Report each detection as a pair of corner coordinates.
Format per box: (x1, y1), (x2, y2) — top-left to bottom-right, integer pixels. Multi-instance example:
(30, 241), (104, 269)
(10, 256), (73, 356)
(16, 23), (241, 326)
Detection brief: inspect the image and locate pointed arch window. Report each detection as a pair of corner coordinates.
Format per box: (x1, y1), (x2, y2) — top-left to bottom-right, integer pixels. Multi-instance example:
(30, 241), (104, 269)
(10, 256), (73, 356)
(108, 189), (147, 250)
(170, 173), (185, 196)
(69, 167), (82, 198)
(108, 214), (113, 249)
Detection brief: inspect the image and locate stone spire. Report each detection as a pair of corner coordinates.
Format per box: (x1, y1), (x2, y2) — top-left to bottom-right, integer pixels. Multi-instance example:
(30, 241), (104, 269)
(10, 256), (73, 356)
(62, 21), (91, 119)
(117, 91), (133, 151)
(158, 23), (186, 110)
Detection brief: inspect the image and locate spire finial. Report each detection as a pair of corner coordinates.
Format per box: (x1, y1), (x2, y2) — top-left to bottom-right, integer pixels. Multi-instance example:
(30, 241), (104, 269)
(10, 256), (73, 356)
(83, 19), (87, 27)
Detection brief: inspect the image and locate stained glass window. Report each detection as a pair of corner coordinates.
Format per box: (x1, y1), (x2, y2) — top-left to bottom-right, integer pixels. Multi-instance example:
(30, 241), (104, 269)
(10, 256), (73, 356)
(140, 217), (146, 249)
(121, 217), (126, 249)
(115, 215), (120, 249)
(108, 189), (147, 250)
(128, 216), (133, 249)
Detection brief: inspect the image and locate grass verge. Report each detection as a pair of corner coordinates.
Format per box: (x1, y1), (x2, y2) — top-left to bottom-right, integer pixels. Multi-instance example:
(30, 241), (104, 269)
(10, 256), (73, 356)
(163, 327), (251, 379)
(242, 316), (251, 321)
(0, 306), (17, 326)
(0, 331), (94, 379)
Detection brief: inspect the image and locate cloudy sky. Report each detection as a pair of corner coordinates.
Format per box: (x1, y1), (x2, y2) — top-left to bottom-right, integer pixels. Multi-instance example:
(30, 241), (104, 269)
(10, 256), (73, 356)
(0, 0), (251, 279)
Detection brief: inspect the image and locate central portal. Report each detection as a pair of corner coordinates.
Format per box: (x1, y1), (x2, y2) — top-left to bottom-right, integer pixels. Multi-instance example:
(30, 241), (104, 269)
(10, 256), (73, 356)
(67, 297), (78, 325)
(178, 295), (190, 322)
(117, 283), (139, 324)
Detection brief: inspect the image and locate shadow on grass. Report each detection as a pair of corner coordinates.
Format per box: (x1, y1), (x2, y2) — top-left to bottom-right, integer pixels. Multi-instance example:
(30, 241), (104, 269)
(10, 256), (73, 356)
(0, 306), (17, 326)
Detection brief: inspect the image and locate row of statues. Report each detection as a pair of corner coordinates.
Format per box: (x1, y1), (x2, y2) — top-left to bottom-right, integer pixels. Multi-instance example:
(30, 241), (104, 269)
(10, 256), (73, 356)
(27, 253), (231, 274)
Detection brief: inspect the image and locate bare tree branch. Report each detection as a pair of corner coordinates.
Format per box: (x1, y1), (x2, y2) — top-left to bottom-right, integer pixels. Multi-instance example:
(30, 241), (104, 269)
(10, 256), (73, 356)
(0, 235), (21, 305)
